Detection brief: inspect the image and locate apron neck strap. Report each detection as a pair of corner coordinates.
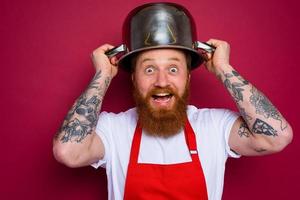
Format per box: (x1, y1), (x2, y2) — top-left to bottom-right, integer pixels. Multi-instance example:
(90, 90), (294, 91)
(129, 118), (199, 164)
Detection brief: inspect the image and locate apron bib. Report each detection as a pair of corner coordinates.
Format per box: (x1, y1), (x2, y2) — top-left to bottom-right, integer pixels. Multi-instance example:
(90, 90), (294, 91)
(123, 119), (208, 200)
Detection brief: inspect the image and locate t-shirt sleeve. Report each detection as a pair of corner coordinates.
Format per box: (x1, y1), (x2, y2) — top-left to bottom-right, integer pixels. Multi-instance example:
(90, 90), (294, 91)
(91, 111), (112, 169)
(222, 109), (241, 158)
(212, 109), (241, 158)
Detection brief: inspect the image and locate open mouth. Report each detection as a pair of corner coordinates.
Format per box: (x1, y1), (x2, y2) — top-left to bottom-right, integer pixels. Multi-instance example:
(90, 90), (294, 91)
(152, 93), (173, 103)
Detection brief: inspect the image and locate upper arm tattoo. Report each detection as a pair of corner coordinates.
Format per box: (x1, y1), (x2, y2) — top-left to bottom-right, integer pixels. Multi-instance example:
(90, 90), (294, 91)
(237, 119), (273, 153)
(238, 121), (252, 138)
(252, 118), (278, 137)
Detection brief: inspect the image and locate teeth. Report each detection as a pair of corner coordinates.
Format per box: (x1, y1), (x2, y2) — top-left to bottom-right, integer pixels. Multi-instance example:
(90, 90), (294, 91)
(155, 93), (170, 96)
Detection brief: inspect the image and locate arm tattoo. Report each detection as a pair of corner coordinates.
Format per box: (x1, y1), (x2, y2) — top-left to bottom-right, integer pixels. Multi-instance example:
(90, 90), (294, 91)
(88, 71), (101, 89)
(255, 148), (267, 153)
(61, 118), (90, 143)
(238, 121), (269, 153)
(223, 70), (249, 103)
(237, 104), (252, 122)
(250, 87), (287, 131)
(105, 76), (111, 88)
(222, 70), (252, 125)
(238, 121), (252, 137)
(252, 118), (278, 137)
(58, 71), (110, 143)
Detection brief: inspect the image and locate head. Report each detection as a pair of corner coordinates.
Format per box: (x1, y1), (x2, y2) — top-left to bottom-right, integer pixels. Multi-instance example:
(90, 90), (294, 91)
(131, 48), (191, 137)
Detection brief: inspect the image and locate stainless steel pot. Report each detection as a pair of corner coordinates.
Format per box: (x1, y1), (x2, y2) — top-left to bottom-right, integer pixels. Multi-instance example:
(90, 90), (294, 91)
(106, 2), (215, 71)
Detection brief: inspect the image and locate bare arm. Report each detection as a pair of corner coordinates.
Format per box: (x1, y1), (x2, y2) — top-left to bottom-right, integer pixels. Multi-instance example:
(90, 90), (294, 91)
(204, 39), (293, 156)
(53, 44), (118, 167)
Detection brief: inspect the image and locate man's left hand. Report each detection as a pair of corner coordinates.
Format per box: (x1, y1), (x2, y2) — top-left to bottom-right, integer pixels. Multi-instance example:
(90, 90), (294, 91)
(203, 39), (231, 75)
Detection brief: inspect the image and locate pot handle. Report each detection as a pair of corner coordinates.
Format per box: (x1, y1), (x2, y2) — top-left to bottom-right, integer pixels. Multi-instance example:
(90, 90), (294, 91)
(105, 44), (127, 58)
(194, 41), (215, 53)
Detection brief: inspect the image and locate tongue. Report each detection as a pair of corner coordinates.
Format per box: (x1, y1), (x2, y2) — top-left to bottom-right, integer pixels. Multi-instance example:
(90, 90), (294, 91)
(154, 96), (170, 102)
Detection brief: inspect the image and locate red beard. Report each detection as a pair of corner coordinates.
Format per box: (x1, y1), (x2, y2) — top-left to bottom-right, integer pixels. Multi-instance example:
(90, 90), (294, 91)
(133, 83), (189, 137)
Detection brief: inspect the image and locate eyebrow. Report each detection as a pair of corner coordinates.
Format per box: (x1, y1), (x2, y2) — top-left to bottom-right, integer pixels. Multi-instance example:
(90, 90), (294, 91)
(140, 57), (181, 64)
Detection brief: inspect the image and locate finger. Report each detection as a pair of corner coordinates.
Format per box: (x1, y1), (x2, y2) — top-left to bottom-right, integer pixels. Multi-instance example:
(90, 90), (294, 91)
(201, 50), (213, 61)
(94, 44), (115, 54)
(200, 51), (208, 62)
(206, 39), (225, 48)
(110, 56), (118, 66)
(101, 43), (115, 50)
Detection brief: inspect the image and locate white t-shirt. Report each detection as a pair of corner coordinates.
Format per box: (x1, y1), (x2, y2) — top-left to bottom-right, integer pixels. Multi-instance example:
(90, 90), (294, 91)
(92, 105), (240, 200)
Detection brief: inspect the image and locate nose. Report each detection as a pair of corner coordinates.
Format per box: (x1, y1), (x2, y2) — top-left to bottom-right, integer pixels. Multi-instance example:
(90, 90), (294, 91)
(154, 70), (169, 87)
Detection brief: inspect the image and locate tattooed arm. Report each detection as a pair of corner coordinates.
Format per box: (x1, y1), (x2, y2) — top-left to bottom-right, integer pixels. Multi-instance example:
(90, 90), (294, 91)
(53, 44), (118, 167)
(205, 39), (293, 156)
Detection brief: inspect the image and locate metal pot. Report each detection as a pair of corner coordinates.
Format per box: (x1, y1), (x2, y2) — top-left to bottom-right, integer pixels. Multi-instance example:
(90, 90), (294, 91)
(105, 2), (215, 71)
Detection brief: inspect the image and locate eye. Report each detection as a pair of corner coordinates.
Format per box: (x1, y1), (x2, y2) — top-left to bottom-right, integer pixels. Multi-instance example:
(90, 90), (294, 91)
(169, 66), (178, 73)
(145, 66), (155, 74)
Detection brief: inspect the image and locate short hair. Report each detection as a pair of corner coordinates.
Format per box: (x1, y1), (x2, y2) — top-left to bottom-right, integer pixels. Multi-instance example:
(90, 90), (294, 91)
(130, 50), (192, 73)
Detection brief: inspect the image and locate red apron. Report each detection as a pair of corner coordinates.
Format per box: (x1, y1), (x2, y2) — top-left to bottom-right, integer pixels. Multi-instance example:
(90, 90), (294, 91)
(123, 120), (208, 200)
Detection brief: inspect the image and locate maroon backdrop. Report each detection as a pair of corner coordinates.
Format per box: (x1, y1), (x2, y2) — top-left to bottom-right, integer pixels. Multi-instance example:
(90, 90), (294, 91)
(1, 0), (299, 199)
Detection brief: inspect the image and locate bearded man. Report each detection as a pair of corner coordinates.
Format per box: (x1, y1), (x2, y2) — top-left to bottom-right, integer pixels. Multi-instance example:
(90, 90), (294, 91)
(53, 3), (293, 200)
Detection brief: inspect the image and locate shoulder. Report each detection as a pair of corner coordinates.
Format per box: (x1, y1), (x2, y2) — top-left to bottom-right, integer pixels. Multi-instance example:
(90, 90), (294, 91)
(187, 105), (237, 122)
(98, 107), (138, 124)
(95, 107), (138, 139)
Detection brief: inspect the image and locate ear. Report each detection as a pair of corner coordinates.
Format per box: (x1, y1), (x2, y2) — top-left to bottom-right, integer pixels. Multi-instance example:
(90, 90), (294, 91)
(187, 73), (191, 83)
(131, 73), (135, 83)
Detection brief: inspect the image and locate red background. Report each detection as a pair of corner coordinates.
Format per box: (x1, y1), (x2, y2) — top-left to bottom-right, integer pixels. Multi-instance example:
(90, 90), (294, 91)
(1, 0), (299, 199)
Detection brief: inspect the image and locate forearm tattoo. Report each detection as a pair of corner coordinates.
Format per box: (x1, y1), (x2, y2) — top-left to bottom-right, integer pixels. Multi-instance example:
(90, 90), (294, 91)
(237, 104), (252, 122)
(60, 95), (100, 143)
(222, 70), (251, 125)
(57, 71), (111, 143)
(222, 70), (283, 139)
(250, 87), (287, 131)
(223, 70), (249, 102)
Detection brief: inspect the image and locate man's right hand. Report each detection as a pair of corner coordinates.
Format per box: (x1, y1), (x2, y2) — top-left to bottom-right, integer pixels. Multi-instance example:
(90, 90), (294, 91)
(91, 44), (119, 78)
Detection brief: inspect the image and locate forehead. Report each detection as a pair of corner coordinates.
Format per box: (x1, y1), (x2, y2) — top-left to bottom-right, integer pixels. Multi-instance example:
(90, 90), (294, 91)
(136, 48), (186, 64)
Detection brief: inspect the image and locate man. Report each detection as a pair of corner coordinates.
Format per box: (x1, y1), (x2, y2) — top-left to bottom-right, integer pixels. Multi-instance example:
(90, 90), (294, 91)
(53, 3), (293, 200)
